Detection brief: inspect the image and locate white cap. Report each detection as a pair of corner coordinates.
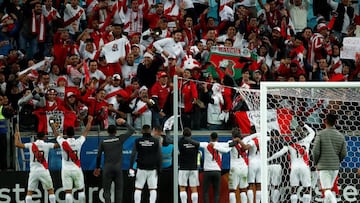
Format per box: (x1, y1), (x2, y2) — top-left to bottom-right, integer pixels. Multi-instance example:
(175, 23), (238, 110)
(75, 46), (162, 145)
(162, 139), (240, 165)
(143, 52), (154, 60)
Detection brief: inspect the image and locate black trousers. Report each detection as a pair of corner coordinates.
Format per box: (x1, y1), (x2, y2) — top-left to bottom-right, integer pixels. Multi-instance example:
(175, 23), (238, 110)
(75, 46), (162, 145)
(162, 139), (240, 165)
(102, 166), (124, 203)
(0, 134), (7, 170)
(203, 170), (221, 203)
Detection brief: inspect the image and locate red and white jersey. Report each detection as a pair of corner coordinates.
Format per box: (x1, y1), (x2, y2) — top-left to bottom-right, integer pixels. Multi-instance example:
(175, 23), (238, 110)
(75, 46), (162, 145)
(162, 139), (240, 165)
(121, 64), (138, 87)
(25, 140), (55, 171)
(123, 9), (144, 35)
(200, 141), (231, 171)
(229, 141), (248, 167)
(63, 4), (86, 34)
(57, 136), (85, 170)
(163, 0), (179, 29)
(244, 133), (261, 164)
(104, 84), (123, 101)
(42, 5), (61, 21)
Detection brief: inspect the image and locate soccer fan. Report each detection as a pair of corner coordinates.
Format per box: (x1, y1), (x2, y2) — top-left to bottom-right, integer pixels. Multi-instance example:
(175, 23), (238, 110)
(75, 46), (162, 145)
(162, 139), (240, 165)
(150, 71), (171, 128)
(199, 132), (238, 203)
(136, 52), (164, 89)
(268, 123), (315, 203)
(179, 68), (198, 129)
(51, 115), (93, 203)
(228, 127), (249, 203)
(129, 124), (162, 203)
(93, 118), (136, 203)
(63, 0), (87, 37)
(153, 29), (185, 66)
(129, 85), (154, 129)
(313, 113), (347, 203)
(14, 131), (59, 203)
(121, 53), (138, 87)
(122, 0), (149, 36)
(178, 127), (201, 203)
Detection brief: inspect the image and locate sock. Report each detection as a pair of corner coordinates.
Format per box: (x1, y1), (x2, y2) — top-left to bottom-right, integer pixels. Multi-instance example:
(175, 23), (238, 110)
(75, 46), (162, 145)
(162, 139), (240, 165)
(290, 194), (298, 203)
(229, 192), (236, 203)
(25, 195), (32, 203)
(324, 190), (337, 203)
(256, 190), (261, 203)
(191, 192), (198, 203)
(272, 189), (280, 203)
(78, 191), (85, 203)
(240, 192), (247, 203)
(149, 190), (157, 203)
(65, 193), (73, 203)
(49, 194), (56, 203)
(134, 190), (142, 203)
(180, 191), (187, 203)
(247, 190), (254, 203)
(302, 194), (311, 203)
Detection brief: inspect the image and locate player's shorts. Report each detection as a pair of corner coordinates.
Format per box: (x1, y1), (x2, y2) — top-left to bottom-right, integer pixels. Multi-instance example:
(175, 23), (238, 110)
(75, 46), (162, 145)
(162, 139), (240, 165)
(248, 160), (261, 183)
(61, 168), (85, 190)
(27, 170), (54, 191)
(318, 170), (339, 189)
(290, 164), (311, 187)
(178, 170), (199, 187)
(228, 165), (248, 189)
(135, 169), (158, 189)
(268, 164), (282, 186)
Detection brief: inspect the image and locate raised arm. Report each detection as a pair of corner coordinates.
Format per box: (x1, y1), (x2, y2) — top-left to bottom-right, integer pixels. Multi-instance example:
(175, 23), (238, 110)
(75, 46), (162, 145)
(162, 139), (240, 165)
(82, 115), (94, 138)
(268, 146), (288, 162)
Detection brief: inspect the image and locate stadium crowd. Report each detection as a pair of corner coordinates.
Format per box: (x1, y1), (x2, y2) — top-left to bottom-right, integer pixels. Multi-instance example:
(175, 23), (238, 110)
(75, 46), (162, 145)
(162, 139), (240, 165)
(0, 0), (359, 168)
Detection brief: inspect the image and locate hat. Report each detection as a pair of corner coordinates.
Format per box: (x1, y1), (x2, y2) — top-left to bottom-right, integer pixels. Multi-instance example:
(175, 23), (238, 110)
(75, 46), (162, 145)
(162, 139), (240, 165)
(66, 92), (76, 97)
(168, 54), (176, 59)
(131, 44), (140, 48)
(254, 69), (262, 74)
(272, 27), (281, 33)
(143, 52), (154, 60)
(113, 74), (121, 80)
(158, 71), (167, 78)
(56, 76), (67, 85)
(139, 85), (148, 92)
(317, 23), (328, 32)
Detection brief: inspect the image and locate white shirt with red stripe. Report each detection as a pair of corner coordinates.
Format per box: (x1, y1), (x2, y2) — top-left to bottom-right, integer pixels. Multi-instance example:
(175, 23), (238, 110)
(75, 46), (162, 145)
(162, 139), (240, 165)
(63, 4), (86, 34)
(24, 140), (55, 172)
(121, 64), (138, 87)
(57, 136), (85, 170)
(200, 141), (231, 171)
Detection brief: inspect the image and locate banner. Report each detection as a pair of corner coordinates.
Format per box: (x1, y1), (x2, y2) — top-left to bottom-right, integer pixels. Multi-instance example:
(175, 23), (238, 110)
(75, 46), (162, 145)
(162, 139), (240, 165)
(340, 37), (360, 60)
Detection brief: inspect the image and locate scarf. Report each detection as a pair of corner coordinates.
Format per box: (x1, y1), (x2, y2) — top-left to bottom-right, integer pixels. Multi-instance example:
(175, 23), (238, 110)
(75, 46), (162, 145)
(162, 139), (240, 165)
(32, 10), (45, 42)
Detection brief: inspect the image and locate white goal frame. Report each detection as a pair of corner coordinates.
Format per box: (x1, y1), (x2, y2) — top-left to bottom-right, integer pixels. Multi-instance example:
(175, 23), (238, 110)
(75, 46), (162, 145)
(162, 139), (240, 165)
(259, 81), (360, 202)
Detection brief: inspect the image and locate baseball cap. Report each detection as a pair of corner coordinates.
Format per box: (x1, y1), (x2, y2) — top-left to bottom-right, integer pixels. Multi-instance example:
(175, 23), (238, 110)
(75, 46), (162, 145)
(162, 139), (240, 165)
(168, 54), (176, 59)
(317, 23), (328, 32)
(113, 74), (121, 80)
(143, 52), (154, 60)
(131, 44), (140, 48)
(46, 88), (57, 95)
(158, 71), (167, 78)
(272, 27), (281, 33)
(66, 92), (76, 98)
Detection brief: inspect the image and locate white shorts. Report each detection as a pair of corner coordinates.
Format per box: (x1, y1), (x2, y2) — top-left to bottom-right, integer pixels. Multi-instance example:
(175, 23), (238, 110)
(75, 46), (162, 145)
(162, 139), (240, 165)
(318, 170), (339, 190)
(228, 165), (248, 189)
(268, 164), (282, 186)
(248, 161), (261, 183)
(178, 170), (199, 187)
(290, 164), (311, 187)
(135, 169), (158, 189)
(27, 170), (54, 191)
(61, 168), (85, 190)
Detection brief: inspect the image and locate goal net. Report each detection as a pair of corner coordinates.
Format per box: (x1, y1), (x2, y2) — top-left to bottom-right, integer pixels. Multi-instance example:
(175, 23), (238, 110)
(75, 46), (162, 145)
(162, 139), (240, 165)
(238, 82), (360, 203)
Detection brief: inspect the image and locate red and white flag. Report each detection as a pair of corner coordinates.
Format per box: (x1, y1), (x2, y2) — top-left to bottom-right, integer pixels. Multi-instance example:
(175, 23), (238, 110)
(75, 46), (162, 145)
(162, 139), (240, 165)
(234, 108), (293, 135)
(33, 110), (77, 134)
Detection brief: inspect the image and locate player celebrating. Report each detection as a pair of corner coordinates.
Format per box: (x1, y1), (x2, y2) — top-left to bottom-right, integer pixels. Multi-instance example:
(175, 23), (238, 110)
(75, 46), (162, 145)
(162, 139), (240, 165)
(14, 131), (59, 203)
(228, 127), (249, 203)
(130, 124), (162, 203)
(178, 127), (201, 203)
(268, 123), (315, 203)
(51, 115), (93, 203)
(313, 113), (347, 203)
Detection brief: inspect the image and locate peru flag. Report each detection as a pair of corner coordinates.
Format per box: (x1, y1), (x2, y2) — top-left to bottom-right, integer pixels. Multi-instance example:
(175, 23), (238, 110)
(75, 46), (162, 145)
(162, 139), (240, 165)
(33, 110), (77, 135)
(233, 108), (293, 135)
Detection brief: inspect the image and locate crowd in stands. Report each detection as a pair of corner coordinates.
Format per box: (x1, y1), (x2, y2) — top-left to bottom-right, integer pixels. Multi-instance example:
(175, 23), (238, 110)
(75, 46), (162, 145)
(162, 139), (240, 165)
(0, 0), (359, 134)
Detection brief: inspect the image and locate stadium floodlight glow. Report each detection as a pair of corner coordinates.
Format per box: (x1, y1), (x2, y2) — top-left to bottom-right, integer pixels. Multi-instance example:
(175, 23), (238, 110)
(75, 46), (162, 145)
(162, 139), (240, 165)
(259, 82), (360, 203)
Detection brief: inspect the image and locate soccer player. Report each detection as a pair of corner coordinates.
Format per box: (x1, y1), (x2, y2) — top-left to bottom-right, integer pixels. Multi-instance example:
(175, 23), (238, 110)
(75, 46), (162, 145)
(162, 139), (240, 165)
(238, 128), (261, 203)
(51, 115), (93, 203)
(313, 113), (347, 203)
(268, 123), (315, 203)
(14, 131), (59, 203)
(130, 124), (162, 203)
(178, 127), (201, 203)
(228, 127), (249, 203)
(93, 118), (136, 203)
(199, 132), (237, 203)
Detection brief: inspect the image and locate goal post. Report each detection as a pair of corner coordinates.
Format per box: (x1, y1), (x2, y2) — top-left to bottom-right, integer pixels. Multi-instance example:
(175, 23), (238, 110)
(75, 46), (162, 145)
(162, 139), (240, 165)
(259, 82), (360, 203)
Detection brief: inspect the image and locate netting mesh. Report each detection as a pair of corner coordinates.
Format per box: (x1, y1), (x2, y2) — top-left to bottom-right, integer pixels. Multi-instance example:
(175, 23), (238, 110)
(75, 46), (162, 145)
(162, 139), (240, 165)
(238, 86), (360, 203)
